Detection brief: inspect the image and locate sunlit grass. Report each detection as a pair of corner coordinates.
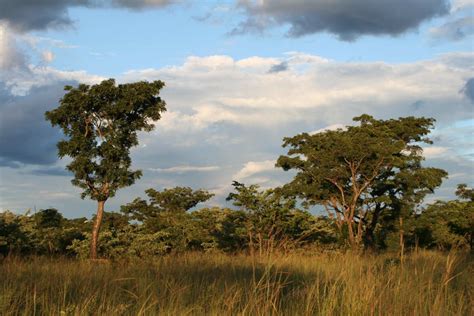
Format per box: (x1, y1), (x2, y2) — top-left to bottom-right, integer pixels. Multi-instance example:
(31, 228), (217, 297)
(1, 250), (472, 315)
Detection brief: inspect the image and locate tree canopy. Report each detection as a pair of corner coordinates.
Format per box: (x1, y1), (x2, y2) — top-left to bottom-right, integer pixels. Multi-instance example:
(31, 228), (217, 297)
(277, 114), (447, 249)
(45, 79), (166, 201)
(121, 186), (214, 223)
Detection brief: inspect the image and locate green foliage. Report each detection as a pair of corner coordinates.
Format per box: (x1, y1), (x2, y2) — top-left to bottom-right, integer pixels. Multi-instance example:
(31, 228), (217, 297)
(45, 79), (166, 201)
(277, 114), (447, 249)
(0, 209), (86, 256)
(0, 211), (30, 255)
(192, 207), (248, 252)
(121, 186), (214, 223)
(45, 79), (167, 259)
(407, 184), (474, 250)
(226, 182), (337, 251)
(2, 184), (472, 258)
(455, 183), (474, 201)
(120, 187), (215, 252)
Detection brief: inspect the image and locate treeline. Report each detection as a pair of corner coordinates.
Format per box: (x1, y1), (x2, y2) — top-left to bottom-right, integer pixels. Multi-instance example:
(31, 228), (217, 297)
(1, 182), (472, 258)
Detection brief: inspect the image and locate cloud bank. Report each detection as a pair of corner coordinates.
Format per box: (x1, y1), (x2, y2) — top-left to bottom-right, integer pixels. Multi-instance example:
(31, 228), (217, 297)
(1, 52), (473, 213)
(232, 0), (450, 40)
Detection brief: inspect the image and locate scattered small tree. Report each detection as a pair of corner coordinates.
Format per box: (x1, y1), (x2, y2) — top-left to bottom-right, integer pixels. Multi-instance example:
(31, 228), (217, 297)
(45, 79), (166, 259)
(226, 181), (335, 253)
(410, 184), (474, 249)
(121, 187), (214, 252)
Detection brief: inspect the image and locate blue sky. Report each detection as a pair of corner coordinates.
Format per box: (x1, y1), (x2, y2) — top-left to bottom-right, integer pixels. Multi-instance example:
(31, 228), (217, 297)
(30, 2), (472, 74)
(0, 0), (473, 217)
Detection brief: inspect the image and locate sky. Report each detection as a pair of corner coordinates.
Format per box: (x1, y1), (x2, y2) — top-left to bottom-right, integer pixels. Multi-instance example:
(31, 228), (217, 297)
(0, 0), (473, 218)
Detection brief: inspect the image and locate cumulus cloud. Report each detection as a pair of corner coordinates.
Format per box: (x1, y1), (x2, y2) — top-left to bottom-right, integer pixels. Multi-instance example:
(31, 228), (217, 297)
(233, 160), (276, 181)
(4, 52), (471, 171)
(3, 52), (473, 213)
(0, 22), (102, 94)
(0, 23), (29, 73)
(123, 52), (474, 130)
(232, 0), (450, 41)
(0, 0), (175, 32)
(119, 52), (474, 206)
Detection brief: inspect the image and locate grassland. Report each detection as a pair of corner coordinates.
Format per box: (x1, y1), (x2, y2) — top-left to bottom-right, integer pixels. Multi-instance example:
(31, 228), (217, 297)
(1, 250), (472, 315)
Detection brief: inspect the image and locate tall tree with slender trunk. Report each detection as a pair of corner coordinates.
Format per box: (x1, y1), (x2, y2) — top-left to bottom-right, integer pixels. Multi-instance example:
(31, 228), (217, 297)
(45, 79), (166, 259)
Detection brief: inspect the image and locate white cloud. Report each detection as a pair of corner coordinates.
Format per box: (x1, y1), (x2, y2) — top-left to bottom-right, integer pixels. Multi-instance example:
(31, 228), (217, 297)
(149, 165), (220, 173)
(0, 22), (28, 72)
(2, 51), (474, 213)
(0, 22), (102, 95)
(423, 146), (450, 158)
(119, 52), (473, 208)
(122, 52), (474, 131)
(6, 66), (104, 95)
(310, 123), (346, 135)
(233, 160), (276, 181)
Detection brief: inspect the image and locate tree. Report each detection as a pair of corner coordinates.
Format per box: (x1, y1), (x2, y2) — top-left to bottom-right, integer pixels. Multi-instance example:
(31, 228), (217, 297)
(191, 207), (248, 252)
(0, 211), (30, 256)
(277, 114), (447, 249)
(45, 79), (166, 259)
(121, 186), (214, 226)
(121, 187), (214, 252)
(226, 181), (334, 253)
(411, 184), (474, 249)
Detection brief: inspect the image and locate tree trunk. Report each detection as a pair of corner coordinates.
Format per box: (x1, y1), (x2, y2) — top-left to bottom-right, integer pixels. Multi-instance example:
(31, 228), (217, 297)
(363, 204), (382, 251)
(399, 216), (404, 264)
(363, 228), (376, 251)
(90, 200), (105, 259)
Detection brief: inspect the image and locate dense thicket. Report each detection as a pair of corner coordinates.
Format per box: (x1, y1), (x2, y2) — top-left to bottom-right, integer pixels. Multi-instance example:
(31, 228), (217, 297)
(1, 184), (472, 258)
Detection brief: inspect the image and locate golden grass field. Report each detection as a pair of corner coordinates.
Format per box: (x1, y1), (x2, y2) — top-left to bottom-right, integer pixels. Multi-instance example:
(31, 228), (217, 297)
(1, 250), (472, 315)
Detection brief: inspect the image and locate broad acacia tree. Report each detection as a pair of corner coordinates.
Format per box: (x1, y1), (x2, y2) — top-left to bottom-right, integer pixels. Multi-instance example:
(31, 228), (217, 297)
(45, 79), (166, 259)
(277, 114), (447, 249)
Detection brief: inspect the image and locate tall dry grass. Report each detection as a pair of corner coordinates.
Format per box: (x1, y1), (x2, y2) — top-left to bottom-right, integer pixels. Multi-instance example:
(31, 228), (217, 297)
(0, 250), (472, 315)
